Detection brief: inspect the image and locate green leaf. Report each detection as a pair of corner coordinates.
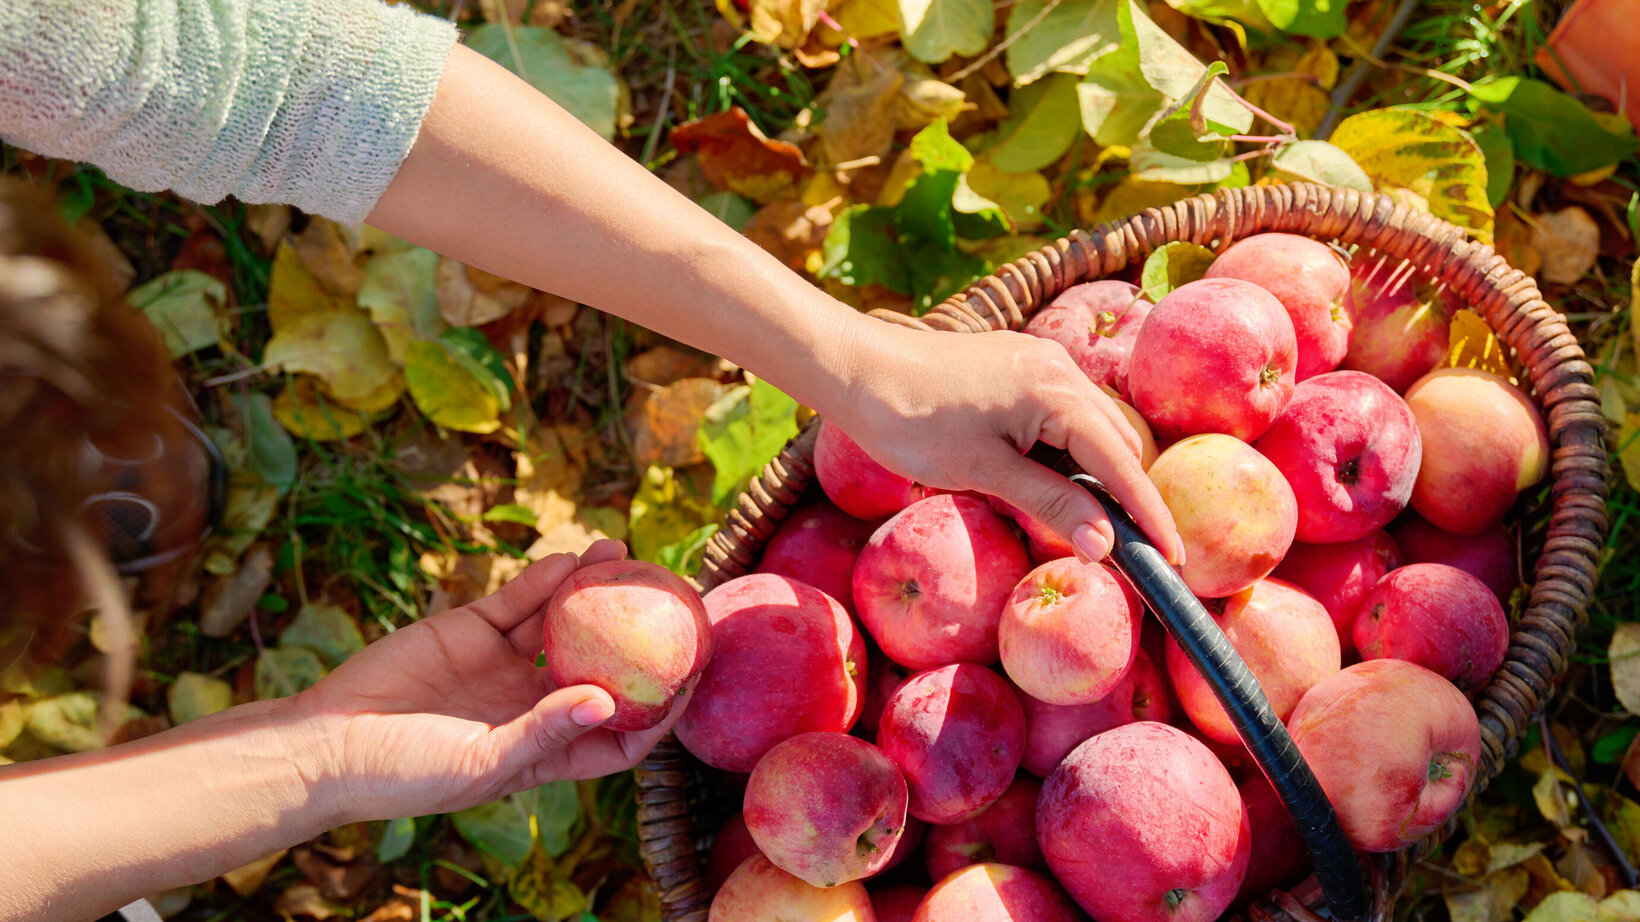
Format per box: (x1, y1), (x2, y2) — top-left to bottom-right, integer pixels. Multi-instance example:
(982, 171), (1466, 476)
(453, 797), (534, 865)
(657, 523), (718, 577)
(988, 74), (1083, 172)
(131, 270), (227, 358)
(440, 327), (515, 414)
(1252, 0), (1347, 37)
(1594, 726), (1640, 765)
(1469, 123), (1515, 209)
(0, 698), (25, 749)
(1146, 62), (1235, 162)
(698, 379), (800, 506)
(378, 816), (417, 863)
(1161, 0), (1272, 30)
(233, 392), (297, 492)
(523, 781), (583, 857)
(167, 672), (235, 725)
(27, 692), (146, 752)
(254, 646), (329, 700)
(1468, 77), (1640, 177)
(404, 339), (503, 434)
(898, 0), (994, 63)
(1005, 0), (1120, 85)
(358, 244), (442, 364)
(466, 26), (620, 140)
(897, 122), (973, 251)
(1140, 242), (1217, 300)
(819, 205), (906, 291)
(698, 191), (758, 231)
(1267, 140), (1373, 192)
(1128, 0), (1251, 134)
(628, 465), (720, 569)
(955, 160), (1051, 232)
(1079, 47), (1162, 146)
(909, 118), (976, 173)
(278, 604), (366, 669)
(1330, 108), (1494, 244)
(1130, 141), (1234, 183)
(483, 503), (544, 526)
(904, 239), (990, 313)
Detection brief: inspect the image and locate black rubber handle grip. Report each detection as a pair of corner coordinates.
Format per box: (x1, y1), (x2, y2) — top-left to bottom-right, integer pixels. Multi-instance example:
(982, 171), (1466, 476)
(1066, 472), (1369, 921)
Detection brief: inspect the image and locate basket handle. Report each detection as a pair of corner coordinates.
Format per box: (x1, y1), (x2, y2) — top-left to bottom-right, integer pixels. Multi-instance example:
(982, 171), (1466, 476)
(1064, 470), (1369, 921)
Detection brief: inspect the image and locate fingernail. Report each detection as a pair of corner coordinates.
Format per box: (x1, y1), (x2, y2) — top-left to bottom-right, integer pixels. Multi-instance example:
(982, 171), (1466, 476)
(570, 696), (614, 727)
(1070, 523), (1109, 564)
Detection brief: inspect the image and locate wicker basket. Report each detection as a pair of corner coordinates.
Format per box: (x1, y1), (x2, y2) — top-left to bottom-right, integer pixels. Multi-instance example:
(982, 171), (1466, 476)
(633, 182), (1610, 921)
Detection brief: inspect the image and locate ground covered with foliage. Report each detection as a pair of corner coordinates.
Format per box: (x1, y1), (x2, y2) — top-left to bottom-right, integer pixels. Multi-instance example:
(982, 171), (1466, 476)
(3, 0), (1640, 918)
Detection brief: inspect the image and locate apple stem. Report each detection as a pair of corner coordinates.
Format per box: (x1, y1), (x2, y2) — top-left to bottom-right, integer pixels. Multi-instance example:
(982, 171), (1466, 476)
(1165, 888), (1188, 910)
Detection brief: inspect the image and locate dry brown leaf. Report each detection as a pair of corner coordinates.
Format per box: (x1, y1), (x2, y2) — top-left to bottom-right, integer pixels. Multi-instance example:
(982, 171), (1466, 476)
(1496, 207), (1544, 279)
(293, 845), (380, 902)
(747, 0), (826, 48)
(293, 218), (366, 297)
(814, 60), (904, 166)
(1531, 207), (1602, 286)
(437, 258), (532, 327)
(275, 883), (341, 921)
(628, 377), (731, 467)
(743, 201), (833, 271)
(77, 218), (136, 291)
(246, 205), (293, 252)
(1446, 866), (1532, 922)
(221, 848), (289, 896)
(358, 898), (417, 922)
(625, 345), (719, 388)
(199, 543), (274, 638)
(672, 107), (813, 204)
(1610, 623), (1640, 716)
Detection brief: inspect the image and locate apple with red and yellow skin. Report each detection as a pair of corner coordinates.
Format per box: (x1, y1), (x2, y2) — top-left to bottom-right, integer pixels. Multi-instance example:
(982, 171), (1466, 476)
(756, 501), (878, 615)
(1390, 515), (1517, 603)
(743, 732), (909, 888)
(705, 813), (762, 896)
(675, 574), (866, 772)
(815, 419), (924, 521)
(1342, 250), (1460, 393)
(1022, 280), (1154, 399)
(987, 495), (1075, 562)
(1128, 277), (1298, 443)
(1353, 563), (1510, 691)
(1253, 371), (1423, 544)
(877, 663), (1026, 824)
(1019, 648), (1171, 778)
(854, 494), (1034, 669)
(543, 559), (712, 731)
(1273, 531), (1402, 656)
(914, 864), (1085, 922)
(872, 885), (929, 922)
(1405, 368), (1549, 534)
(858, 654), (911, 739)
(1204, 232), (1354, 381)
(999, 559), (1141, 706)
(1287, 659), (1482, 852)
(1233, 773), (1310, 909)
(1148, 434), (1298, 598)
(924, 775), (1047, 882)
(1037, 722), (1251, 922)
(709, 854), (876, 921)
(1167, 578), (1341, 745)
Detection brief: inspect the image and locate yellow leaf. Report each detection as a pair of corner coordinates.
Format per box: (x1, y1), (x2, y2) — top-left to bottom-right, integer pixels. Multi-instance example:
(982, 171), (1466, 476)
(1631, 258), (1640, 363)
(221, 848), (289, 897)
(1524, 892), (1601, 922)
(203, 481), (280, 574)
(273, 377), (376, 442)
(508, 842), (590, 921)
(263, 311), (405, 411)
(358, 245), (442, 364)
(1243, 45), (1338, 138)
(1532, 767), (1578, 833)
(0, 699), (24, 749)
(1331, 108), (1495, 244)
(167, 672), (235, 724)
(268, 241), (353, 333)
(748, 0), (825, 47)
(628, 465), (720, 567)
(403, 340), (503, 434)
(437, 258), (532, 327)
(958, 159), (1051, 232)
(1623, 414), (1640, 497)
(292, 217), (367, 297)
(1445, 866), (1531, 922)
(1601, 890), (1640, 920)
(1082, 176), (1194, 225)
(1611, 623), (1640, 716)
(1444, 309), (1519, 383)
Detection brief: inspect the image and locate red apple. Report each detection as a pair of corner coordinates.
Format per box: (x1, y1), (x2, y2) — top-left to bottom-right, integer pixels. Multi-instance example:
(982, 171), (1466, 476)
(872, 885), (929, 922)
(1342, 250), (1460, 393)
(705, 813), (763, 896)
(1405, 368), (1550, 534)
(1019, 648), (1171, 778)
(924, 775), (1046, 881)
(876, 815), (926, 876)
(1273, 531), (1403, 655)
(878, 663), (1026, 824)
(1389, 515), (1517, 603)
(1148, 434), (1297, 598)
(816, 419), (923, 521)
(1232, 773), (1310, 908)
(1253, 371), (1423, 543)
(675, 574), (866, 772)
(1038, 721), (1251, 922)
(914, 864), (1084, 922)
(1166, 578), (1340, 744)
(987, 495), (1075, 563)
(1287, 659), (1482, 852)
(744, 732), (909, 888)
(1204, 232), (1353, 381)
(1129, 277), (1298, 442)
(858, 653), (911, 739)
(999, 559), (1140, 705)
(543, 559), (712, 731)
(853, 494), (1034, 669)
(1353, 563), (1509, 690)
(756, 501), (877, 615)
(1021, 280), (1155, 398)
(710, 854), (875, 921)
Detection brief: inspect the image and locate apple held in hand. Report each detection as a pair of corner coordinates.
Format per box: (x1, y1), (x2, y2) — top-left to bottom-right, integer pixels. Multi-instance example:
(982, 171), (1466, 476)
(914, 864), (1084, 922)
(1019, 648), (1171, 778)
(999, 558), (1140, 706)
(924, 775), (1047, 881)
(877, 663), (1026, 824)
(1273, 531), (1402, 655)
(1203, 232), (1354, 381)
(1405, 368), (1549, 535)
(1128, 277), (1298, 443)
(1254, 371), (1422, 544)
(543, 559), (712, 731)
(743, 732), (909, 888)
(815, 419), (923, 521)
(1148, 434), (1298, 598)
(1353, 563), (1509, 691)
(709, 854), (875, 921)
(1021, 280), (1154, 398)
(675, 574), (866, 772)
(1037, 721), (1250, 922)
(1342, 250), (1459, 393)
(1287, 659), (1481, 852)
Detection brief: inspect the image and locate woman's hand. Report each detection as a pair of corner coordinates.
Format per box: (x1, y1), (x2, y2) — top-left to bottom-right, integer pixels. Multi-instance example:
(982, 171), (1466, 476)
(826, 322), (1185, 567)
(297, 539), (677, 824)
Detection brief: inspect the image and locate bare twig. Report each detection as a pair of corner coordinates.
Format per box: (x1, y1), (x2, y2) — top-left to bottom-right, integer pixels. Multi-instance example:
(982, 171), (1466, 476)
(60, 518), (134, 742)
(947, 0), (1064, 84)
(639, 50), (678, 169)
(1315, 0), (1425, 140)
(1540, 712), (1640, 889)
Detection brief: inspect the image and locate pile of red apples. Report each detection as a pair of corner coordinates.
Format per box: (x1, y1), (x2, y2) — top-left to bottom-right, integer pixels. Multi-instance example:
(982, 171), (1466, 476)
(549, 234), (1553, 922)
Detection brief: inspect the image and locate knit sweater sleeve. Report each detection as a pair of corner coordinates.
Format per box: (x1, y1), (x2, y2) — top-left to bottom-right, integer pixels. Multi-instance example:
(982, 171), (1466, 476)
(0, 0), (458, 225)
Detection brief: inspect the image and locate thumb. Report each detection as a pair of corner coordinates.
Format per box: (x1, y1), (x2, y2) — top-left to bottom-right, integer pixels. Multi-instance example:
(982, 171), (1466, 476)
(489, 685), (616, 779)
(982, 450), (1116, 565)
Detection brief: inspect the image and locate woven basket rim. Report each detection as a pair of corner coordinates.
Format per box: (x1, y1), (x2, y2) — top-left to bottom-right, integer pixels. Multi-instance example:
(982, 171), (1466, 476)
(637, 182), (1611, 922)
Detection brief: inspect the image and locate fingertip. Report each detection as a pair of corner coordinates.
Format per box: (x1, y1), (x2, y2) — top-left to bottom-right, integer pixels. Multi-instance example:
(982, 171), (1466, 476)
(569, 693), (615, 728)
(1070, 522), (1112, 564)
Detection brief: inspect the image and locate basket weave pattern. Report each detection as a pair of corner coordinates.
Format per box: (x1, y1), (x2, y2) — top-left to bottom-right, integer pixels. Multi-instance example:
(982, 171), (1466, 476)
(634, 183), (1610, 922)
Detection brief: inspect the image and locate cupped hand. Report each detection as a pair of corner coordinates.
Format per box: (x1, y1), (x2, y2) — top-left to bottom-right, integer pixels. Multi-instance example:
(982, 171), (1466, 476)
(296, 539), (680, 823)
(829, 322), (1184, 566)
